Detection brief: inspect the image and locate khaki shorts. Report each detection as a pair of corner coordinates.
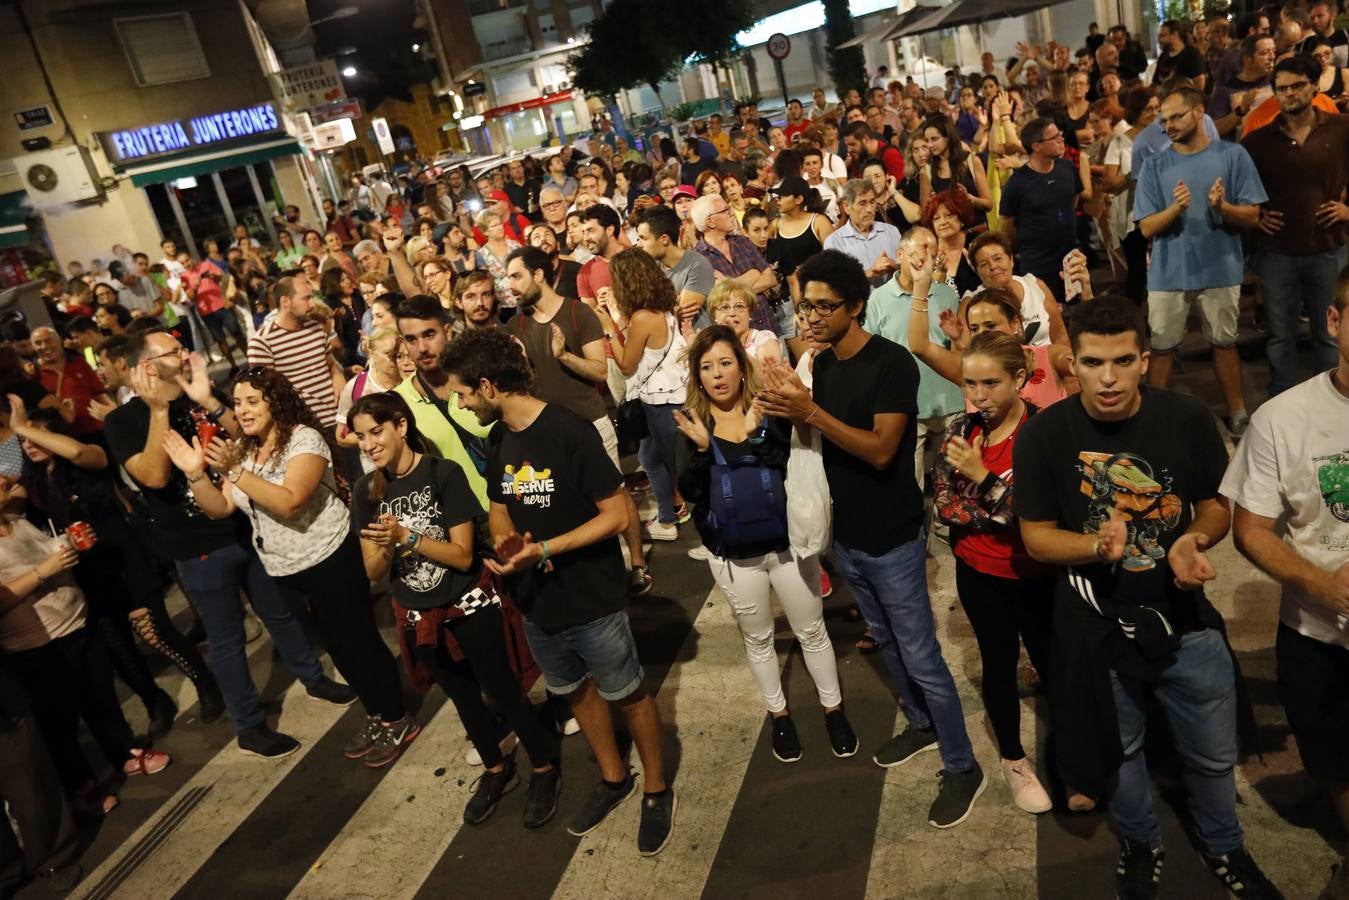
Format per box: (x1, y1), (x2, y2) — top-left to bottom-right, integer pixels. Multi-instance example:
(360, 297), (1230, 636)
(1146, 286), (1240, 352)
(592, 414), (621, 470)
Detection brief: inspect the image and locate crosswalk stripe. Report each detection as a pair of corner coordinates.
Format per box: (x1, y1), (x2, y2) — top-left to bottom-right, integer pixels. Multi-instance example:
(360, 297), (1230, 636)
(73, 671), (350, 898)
(286, 695), (466, 900)
(549, 584), (765, 897)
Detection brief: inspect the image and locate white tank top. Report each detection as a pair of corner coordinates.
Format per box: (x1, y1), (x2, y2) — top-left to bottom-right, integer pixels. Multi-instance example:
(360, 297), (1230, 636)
(1013, 274), (1051, 348)
(628, 312), (688, 404)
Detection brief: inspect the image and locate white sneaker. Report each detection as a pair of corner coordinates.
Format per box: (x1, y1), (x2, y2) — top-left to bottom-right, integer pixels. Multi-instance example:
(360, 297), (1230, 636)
(687, 545), (712, 561)
(464, 731), (518, 766)
(644, 519), (678, 542)
(561, 717), (580, 736)
(1001, 757), (1052, 814)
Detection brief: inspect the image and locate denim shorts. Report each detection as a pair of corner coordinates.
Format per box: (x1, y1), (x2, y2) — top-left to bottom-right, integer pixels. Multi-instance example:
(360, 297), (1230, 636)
(522, 610), (644, 701)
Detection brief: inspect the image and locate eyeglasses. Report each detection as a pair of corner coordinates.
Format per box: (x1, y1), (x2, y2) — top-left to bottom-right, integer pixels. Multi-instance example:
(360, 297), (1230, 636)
(144, 346), (187, 362)
(719, 303), (750, 313)
(1274, 80), (1312, 94)
(796, 299), (849, 318)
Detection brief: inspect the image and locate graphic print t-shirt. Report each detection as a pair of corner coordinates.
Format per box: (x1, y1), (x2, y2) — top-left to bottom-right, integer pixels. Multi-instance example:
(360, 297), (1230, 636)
(1220, 372), (1349, 649)
(1013, 388), (1229, 633)
(352, 456), (483, 612)
(488, 403), (626, 629)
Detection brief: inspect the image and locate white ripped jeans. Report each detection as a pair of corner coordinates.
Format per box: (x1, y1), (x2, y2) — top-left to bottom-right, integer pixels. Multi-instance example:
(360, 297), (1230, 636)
(708, 550), (842, 713)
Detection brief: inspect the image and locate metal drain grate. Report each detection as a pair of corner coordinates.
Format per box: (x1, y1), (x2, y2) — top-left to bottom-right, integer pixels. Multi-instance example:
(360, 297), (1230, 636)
(83, 784), (213, 900)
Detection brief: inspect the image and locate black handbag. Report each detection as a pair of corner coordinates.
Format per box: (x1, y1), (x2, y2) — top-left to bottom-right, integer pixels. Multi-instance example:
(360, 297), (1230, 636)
(615, 399), (648, 442)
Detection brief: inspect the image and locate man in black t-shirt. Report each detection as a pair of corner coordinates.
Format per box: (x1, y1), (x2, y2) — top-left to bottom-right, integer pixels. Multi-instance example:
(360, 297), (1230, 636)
(442, 328), (676, 858)
(104, 331), (351, 760)
(1012, 299), (1280, 898)
(1152, 20), (1208, 93)
(998, 117), (1084, 303)
(505, 246), (653, 596)
(757, 249), (983, 830)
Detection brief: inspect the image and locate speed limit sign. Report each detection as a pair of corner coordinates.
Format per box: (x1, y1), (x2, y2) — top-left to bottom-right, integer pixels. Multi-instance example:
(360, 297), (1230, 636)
(767, 32), (791, 60)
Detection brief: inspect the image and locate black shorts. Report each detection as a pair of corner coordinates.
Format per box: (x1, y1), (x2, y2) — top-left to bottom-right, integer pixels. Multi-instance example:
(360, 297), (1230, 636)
(1275, 623), (1349, 784)
(202, 308), (242, 341)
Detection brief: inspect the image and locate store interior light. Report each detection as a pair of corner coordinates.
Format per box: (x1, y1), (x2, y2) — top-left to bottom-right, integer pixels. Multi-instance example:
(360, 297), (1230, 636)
(342, 66), (357, 77)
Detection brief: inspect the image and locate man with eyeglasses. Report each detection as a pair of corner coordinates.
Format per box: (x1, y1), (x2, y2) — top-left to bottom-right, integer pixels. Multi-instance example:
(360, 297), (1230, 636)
(1134, 86), (1266, 436)
(1242, 54), (1349, 395)
(998, 117), (1085, 302)
(690, 195), (781, 335)
(537, 185), (570, 245)
(104, 331), (351, 759)
(757, 249), (984, 829)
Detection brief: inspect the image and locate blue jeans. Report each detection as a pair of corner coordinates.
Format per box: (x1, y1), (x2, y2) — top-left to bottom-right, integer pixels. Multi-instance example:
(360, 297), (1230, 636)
(1257, 249), (1341, 395)
(1108, 628), (1242, 855)
(175, 541), (325, 733)
(639, 401), (680, 524)
(833, 536), (975, 772)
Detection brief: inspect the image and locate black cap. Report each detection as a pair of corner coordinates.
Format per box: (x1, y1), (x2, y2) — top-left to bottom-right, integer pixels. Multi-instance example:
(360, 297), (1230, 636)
(768, 175), (810, 198)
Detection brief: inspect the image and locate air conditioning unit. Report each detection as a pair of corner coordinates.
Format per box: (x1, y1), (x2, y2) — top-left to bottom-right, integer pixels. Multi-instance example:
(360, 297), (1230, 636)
(22, 145), (100, 208)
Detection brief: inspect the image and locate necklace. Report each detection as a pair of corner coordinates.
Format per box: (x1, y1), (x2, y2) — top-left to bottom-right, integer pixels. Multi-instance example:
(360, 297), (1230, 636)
(392, 452), (421, 478)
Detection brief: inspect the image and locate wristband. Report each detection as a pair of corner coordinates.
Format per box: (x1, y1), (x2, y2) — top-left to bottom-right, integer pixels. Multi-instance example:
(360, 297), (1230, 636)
(804, 405), (820, 424)
(539, 540), (551, 564)
(1092, 538), (1104, 561)
(206, 404), (229, 422)
(186, 471), (205, 485)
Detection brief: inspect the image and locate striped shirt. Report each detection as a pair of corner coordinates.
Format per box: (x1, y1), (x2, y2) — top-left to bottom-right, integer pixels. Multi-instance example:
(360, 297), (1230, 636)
(248, 319), (338, 425)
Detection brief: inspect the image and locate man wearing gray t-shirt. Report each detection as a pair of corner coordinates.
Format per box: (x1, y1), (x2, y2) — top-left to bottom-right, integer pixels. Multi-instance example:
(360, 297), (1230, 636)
(635, 206), (714, 330)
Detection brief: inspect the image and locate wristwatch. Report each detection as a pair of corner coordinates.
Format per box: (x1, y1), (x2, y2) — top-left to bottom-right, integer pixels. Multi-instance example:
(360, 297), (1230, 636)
(399, 529), (420, 556)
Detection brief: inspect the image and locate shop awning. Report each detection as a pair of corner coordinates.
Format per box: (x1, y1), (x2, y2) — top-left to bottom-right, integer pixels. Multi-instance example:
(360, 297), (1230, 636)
(838, 5), (946, 48)
(891, 0), (1076, 38)
(0, 191), (31, 250)
(124, 137), (303, 188)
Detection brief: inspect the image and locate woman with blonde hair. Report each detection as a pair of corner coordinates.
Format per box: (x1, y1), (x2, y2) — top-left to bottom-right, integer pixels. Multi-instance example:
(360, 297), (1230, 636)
(706, 280), (783, 373)
(474, 209), (521, 319)
(595, 249), (689, 540)
(336, 326), (402, 472)
(673, 325), (856, 763)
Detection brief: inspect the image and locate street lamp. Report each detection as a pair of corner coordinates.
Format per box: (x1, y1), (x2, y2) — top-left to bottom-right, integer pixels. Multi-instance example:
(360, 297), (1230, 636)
(342, 65), (358, 77)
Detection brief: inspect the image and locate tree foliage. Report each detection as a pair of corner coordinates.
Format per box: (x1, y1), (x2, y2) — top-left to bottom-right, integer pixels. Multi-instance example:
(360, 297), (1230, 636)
(823, 0), (867, 99)
(569, 0), (755, 102)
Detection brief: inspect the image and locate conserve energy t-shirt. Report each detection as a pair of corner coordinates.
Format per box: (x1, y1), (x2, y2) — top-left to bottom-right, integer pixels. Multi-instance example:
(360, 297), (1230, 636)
(812, 334), (924, 554)
(1220, 372), (1349, 649)
(488, 402), (626, 629)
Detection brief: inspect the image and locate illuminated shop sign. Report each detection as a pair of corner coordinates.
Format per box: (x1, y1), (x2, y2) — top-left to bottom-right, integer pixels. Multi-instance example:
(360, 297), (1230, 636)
(99, 102), (284, 166)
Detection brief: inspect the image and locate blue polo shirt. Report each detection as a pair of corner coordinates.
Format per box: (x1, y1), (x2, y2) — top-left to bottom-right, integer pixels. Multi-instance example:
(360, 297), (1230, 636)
(822, 220), (901, 278)
(865, 278), (965, 419)
(1133, 139), (1267, 291)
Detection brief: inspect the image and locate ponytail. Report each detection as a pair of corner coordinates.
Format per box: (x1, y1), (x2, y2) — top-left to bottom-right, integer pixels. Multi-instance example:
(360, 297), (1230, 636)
(965, 330), (1032, 390)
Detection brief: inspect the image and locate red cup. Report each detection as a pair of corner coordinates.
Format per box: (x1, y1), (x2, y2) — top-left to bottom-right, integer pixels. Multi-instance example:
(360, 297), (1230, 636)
(196, 421), (220, 451)
(66, 521), (97, 551)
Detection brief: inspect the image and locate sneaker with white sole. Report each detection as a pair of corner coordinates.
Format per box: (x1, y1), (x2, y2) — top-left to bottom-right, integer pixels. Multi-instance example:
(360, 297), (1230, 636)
(644, 519), (678, 541)
(687, 545), (712, 561)
(560, 717), (581, 736)
(1000, 757), (1052, 814)
(466, 731), (519, 766)
(927, 763), (986, 829)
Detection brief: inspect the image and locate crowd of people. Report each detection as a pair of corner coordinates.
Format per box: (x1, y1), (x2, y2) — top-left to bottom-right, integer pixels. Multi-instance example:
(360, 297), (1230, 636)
(2, 4), (1348, 898)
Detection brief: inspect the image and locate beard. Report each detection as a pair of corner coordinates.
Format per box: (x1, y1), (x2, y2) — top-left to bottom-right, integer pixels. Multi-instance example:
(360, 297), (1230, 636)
(516, 283), (543, 310)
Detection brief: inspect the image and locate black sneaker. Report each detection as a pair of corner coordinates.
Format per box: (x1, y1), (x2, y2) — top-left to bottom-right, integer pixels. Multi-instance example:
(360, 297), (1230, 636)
(825, 708), (858, 758)
(363, 716), (421, 769)
(523, 767), (563, 829)
(147, 690), (177, 741)
(1202, 847), (1284, 898)
(873, 725), (938, 767)
(198, 684), (226, 724)
(566, 772), (637, 836)
(1115, 840), (1164, 900)
(344, 715), (383, 759)
(637, 788), (677, 857)
(927, 763), (986, 828)
(305, 676), (357, 706)
(629, 565), (653, 597)
(237, 724), (301, 759)
(464, 758), (519, 825)
(770, 715), (802, 763)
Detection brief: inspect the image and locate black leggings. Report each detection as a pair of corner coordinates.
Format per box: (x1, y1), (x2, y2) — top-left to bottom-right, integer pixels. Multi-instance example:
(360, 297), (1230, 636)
(7, 628), (137, 793)
(410, 604), (558, 770)
(954, 558), (1055, 761)
(276, 533), (405, 722)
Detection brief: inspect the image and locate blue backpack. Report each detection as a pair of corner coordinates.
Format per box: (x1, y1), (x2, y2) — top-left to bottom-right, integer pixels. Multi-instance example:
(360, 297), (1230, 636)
(704, 426), (789, 556)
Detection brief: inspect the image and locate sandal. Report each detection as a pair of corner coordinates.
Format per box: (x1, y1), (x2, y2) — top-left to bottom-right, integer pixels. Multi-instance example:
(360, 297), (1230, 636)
(123, 748), (172, 776)
(856, 629), (880, 655)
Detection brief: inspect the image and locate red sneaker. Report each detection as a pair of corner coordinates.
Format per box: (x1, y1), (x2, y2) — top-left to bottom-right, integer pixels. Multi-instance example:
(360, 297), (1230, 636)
(820, 569), (833, 598)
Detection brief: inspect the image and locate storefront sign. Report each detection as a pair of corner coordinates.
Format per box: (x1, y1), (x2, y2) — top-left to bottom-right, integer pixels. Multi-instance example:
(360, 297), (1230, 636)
(372, 117), (396, 155)
(309, 99), (362, 125)
(483, 90), (573, 119)
(272, 60), (347, 113)
(463, 81), (487, 98)
(310, 118), (357, 150)
(99, 102), (284, 167)
(14, 106), (53, 131)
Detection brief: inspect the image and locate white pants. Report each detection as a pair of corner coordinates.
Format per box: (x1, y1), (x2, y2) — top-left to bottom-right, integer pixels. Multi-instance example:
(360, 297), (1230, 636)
(708, 551), (841, 713)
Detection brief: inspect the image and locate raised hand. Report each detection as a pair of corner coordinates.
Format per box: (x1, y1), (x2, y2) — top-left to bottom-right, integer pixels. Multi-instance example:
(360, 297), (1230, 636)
(381, 224), (404, 253)
(943, 433), (988, 482)
(549, 323), (566, 358)
(202, 434), (240, 474)
(1095, 505), (1128, 564)
(1168, 532), (1216, 590)
(672, 408), (711, 450)
(6, 394), (28, 430)
(175, 352), (214, 407)
(1208, 177), (1225, 209)
(162, 430), (205, 476)
(1173, 180), (1191, 210)
(938, 308), (964, 343)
